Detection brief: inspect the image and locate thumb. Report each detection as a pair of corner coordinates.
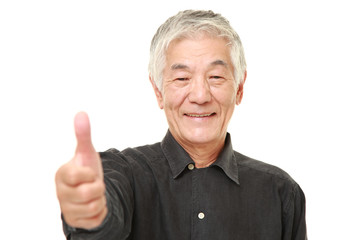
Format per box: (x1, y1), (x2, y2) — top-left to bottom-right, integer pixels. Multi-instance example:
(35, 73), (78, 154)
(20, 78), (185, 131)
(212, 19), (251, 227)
(73, 112), (102, 176)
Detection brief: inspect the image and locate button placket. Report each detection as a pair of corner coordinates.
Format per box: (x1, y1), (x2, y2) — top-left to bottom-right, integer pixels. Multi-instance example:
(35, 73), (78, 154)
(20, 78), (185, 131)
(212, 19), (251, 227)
(191, 164), (199, 239)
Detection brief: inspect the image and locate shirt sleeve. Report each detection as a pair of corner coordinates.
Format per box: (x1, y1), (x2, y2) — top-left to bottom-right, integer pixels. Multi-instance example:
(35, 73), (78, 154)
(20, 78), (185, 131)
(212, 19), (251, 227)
(61, 150), (134, 240)
(282, 182), (307, 240)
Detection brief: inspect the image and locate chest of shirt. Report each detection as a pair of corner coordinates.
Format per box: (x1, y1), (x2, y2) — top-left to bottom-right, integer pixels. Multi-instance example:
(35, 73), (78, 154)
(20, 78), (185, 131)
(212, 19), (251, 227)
(129, 163), (283, 240)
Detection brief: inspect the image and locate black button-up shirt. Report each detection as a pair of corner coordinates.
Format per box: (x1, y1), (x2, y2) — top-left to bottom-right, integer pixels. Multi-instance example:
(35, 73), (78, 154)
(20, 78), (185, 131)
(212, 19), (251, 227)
(63, 131), (307, 239)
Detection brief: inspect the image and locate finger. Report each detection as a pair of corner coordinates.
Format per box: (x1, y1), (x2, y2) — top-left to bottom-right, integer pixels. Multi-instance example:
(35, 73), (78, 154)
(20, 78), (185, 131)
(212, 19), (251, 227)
(74, 112), (96, 162)
(55, 162), (97, 187)
(58, 178), (106, 204)
(61, 198), (108, 229)
(61, 195), (107, 219)
(73, 112), (102, 177)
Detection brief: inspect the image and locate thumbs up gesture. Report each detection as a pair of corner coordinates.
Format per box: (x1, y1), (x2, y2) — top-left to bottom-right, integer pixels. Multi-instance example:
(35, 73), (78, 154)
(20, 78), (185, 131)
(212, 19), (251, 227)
(55, 112), (108, 229)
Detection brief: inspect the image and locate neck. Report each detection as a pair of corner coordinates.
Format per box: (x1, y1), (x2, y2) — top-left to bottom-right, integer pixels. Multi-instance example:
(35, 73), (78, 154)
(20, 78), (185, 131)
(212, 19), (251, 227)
(176, 136), (226, 168)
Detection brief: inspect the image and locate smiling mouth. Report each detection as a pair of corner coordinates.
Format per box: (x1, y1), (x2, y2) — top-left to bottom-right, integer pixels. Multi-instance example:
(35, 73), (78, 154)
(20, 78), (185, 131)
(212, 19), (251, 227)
(185, 113), (216, 117)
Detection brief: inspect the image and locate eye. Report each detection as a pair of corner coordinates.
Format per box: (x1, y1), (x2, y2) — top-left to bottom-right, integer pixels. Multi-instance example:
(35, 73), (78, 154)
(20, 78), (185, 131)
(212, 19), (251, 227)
(210, 76), (223, 80)
(176, 77), (189, 81)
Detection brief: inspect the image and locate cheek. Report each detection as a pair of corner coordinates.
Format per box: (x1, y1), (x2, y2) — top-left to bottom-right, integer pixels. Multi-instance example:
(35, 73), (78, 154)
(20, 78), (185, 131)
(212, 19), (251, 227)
(212, 86), (237, 106)
(163, 86), (188, 109)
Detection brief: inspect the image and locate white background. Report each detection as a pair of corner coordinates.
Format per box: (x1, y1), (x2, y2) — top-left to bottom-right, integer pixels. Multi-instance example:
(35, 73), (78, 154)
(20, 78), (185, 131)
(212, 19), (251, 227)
(1, 0), (359, 239)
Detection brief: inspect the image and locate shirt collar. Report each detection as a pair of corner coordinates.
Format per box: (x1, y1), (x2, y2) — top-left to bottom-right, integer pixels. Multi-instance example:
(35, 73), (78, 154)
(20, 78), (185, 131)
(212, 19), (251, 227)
(161, 130), (194, 179)
(161, 130), (239, 185)
(212, 133), (240, 185)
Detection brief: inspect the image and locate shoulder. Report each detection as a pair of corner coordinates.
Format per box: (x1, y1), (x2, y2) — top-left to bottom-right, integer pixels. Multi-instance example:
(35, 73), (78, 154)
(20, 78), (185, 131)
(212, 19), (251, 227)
(99, 142), (164, 167)
(233, 151), (305, 211)
(233, 151), (297, 186)
(101, 142), (162, 157)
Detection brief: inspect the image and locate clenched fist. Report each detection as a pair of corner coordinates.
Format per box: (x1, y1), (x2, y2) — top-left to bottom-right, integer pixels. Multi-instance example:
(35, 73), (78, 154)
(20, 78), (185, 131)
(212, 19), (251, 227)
(55, 112), (108, 229)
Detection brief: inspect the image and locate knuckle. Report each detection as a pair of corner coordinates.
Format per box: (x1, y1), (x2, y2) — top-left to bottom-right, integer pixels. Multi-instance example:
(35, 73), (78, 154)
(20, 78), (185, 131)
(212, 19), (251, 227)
(55, 163), (69, 183)
(66, 169), (80, 185)
(96, 181), (106, 194)
(78, 186), (93, 202)
(90, 212), (106, 228)
(77, 180), (105, 203)
(87, 200), (101, 214)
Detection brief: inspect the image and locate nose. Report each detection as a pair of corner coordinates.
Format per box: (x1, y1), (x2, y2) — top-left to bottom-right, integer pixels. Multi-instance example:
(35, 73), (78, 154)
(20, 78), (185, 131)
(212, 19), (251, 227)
(188, 77), (211, 104)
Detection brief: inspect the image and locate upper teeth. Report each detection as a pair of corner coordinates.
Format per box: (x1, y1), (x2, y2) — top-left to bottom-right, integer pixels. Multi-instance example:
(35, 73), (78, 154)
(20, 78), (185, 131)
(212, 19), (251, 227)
(187, 113), (213, 117)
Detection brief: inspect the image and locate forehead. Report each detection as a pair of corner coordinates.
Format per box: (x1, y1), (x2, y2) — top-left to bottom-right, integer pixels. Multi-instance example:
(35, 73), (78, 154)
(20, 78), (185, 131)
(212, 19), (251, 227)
(165, 36), (232, 68)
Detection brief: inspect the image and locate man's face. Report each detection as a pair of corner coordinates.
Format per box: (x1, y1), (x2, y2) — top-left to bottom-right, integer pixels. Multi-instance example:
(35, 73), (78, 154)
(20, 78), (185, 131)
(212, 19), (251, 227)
(151, 36), (244, 147)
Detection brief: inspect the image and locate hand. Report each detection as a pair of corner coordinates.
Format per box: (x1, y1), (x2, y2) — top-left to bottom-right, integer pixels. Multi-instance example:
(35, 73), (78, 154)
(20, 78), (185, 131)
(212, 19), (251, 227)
(55, 112), (108, 229)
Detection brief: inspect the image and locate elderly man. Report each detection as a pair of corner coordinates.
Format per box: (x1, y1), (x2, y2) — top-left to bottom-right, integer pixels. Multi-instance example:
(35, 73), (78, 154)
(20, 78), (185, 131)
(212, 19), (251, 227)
(56, 10), (307, 239)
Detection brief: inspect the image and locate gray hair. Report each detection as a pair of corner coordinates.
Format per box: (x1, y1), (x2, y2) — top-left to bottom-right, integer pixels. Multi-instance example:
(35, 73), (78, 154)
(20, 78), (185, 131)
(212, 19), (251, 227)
(148, 10), (247, 90)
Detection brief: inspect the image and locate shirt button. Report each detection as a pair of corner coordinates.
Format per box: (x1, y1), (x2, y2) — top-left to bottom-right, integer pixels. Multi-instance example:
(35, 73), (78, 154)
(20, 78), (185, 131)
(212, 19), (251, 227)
(198, 212), (205, 219)
(188, 164), (195, 170)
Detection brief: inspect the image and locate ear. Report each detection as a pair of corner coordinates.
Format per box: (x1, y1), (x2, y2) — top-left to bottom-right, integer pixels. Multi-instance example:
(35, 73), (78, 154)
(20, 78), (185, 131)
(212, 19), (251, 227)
(236, 71), (247, 105)
(149, 75), (164, 109)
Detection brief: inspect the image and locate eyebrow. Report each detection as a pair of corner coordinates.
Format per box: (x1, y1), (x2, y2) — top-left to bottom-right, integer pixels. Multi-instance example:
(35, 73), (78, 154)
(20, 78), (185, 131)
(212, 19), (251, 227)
(211, 59), (228, 67)
(170, 59), (228, 70)
(170, 63), (189, 70)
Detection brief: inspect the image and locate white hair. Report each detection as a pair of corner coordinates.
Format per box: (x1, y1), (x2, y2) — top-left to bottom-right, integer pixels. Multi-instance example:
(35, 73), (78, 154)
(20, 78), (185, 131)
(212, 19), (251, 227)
(148, 10), (247, 90)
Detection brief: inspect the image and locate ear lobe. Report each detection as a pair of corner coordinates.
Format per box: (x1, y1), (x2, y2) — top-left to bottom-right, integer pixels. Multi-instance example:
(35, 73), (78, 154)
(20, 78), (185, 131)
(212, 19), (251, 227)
(236, 71), (247, 105)
(149, 75), (164, 109)
(236, 84), (244, 105)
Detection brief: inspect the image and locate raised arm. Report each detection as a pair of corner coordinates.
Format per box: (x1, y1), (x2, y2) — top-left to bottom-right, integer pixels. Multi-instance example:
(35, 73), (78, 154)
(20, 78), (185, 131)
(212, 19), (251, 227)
(55, 112), (107, 229)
